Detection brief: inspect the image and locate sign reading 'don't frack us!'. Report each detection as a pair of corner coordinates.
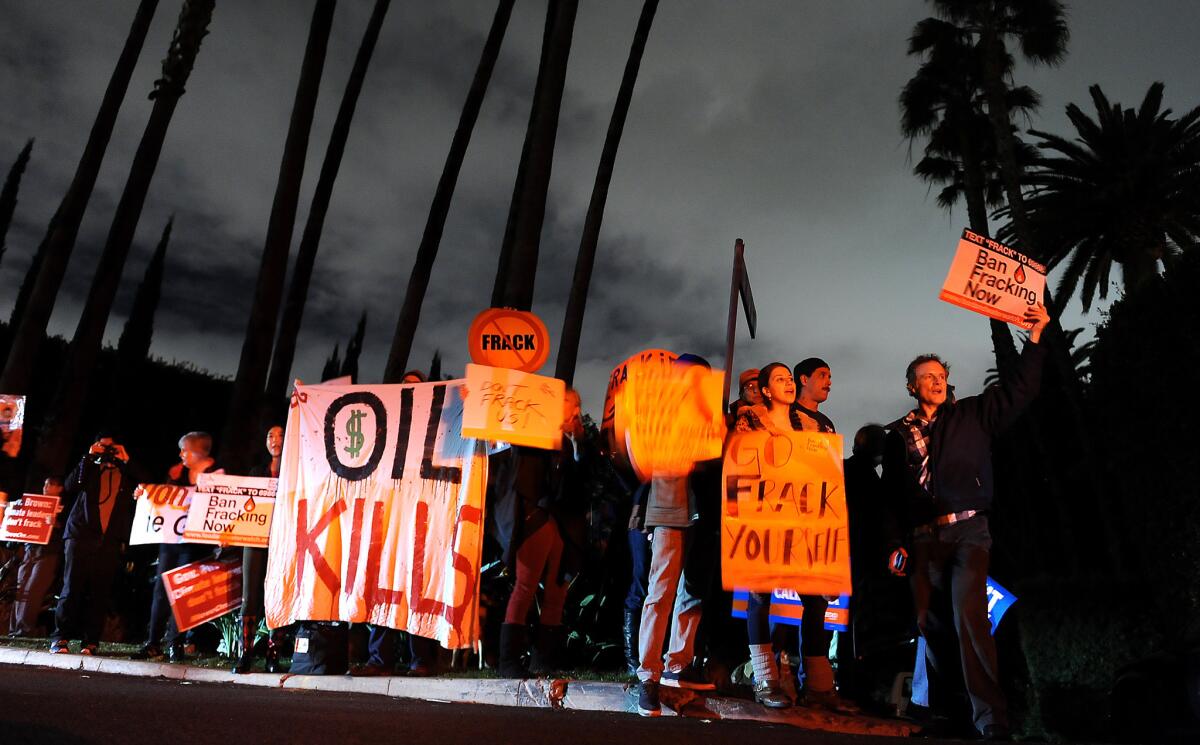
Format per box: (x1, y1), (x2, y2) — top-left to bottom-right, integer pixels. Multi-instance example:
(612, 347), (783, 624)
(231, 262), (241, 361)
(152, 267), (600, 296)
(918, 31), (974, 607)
(129, 484), (192, 545)
(461, 364), (566, 450)
(467, 308), (551, 373)
(722, 431), (851, 595)
(183, 474), (277, 547)
(939, 228), (1047, 327)
(0, 494), (60, 544)
(163, 555), (243, 633)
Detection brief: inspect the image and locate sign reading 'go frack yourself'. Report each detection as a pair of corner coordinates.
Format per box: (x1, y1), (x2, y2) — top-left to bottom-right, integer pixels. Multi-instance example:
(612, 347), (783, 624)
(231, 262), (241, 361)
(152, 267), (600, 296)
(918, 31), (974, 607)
(721, 430), (851, 596)
(939, 228), (1047, 327)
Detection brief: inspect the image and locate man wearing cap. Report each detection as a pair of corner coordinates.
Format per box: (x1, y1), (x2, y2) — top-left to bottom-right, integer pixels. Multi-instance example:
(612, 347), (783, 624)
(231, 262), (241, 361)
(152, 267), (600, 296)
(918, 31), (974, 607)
(728, 368), (762, 424)
(882, 303), (1050, 740)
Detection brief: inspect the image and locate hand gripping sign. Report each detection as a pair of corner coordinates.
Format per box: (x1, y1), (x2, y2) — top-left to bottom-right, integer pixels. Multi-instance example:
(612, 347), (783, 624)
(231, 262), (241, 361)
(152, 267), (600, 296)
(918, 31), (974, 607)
(939, 228), (1047, 327)
(722, 430), (852, 596)
(265, 379), (488, 649)
(602, 349), (726, 482)
(461, 364), (566, 450)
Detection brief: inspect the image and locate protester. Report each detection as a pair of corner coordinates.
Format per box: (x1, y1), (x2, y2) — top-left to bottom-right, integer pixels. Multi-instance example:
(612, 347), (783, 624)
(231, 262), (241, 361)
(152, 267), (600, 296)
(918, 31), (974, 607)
(727, 368), (762, 423)
(233, 424), (284, 674)
(352, 369), (442, 677)
(49, 435), (139, 654)
(490, 388), (585, 678)
(882, 303), (1050, 740)
(133, 431), (221, 662)
(8, 477), (65, 637)
(634, 354), (718, 718)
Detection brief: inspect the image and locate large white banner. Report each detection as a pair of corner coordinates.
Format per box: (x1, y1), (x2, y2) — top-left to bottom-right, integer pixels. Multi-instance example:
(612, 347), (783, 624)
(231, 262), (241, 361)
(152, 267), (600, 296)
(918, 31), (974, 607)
(264, 380), (489, 649)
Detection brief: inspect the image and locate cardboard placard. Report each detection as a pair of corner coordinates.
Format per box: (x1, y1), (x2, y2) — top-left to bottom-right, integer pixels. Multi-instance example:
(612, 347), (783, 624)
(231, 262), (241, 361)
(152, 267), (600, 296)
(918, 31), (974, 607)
(0, 394), (25, 458)
(129, 484), (192, 545)
(0, 494), (60, 544)
(461, 364), (565, 450)
(183, 474), (277, 547)
(602, 350), (726, 481)
(162, 555), (243, 633)
(939, 228), (1047, 327)
(730, 589), (851, 632)
(722, 431), (851, 595)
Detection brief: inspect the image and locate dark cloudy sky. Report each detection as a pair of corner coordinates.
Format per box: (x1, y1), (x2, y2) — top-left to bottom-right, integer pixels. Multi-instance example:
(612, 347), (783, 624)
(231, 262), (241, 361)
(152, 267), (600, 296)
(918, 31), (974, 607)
(2, 1), (1198, 448)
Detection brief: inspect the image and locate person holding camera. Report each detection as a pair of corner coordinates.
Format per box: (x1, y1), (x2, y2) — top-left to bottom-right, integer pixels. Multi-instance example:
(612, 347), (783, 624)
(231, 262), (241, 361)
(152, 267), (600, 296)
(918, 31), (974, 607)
(49, 434), (138, 655)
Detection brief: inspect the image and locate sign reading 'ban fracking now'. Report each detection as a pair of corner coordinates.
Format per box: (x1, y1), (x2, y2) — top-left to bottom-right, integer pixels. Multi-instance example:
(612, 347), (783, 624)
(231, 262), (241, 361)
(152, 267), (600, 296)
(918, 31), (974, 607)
(939, 228), (1047, 327)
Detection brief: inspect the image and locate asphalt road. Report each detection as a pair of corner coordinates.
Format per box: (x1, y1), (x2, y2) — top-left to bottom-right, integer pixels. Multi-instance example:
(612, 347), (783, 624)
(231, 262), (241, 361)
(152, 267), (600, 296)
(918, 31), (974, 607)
(0, 665), (933, 745)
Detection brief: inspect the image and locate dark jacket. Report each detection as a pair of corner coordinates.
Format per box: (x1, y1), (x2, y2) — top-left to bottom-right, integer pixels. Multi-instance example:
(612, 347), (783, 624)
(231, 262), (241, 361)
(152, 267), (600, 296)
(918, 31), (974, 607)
(882, 339), (1046, 545)
(62, 455), (139, 543)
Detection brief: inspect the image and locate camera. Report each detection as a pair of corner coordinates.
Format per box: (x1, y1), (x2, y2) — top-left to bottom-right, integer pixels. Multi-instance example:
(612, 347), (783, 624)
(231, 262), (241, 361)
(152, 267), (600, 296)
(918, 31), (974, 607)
(93, 444), (119, 465)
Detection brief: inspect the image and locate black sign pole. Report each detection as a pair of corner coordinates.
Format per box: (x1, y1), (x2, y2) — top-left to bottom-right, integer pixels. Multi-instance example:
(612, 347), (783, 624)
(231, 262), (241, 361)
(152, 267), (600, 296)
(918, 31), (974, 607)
(722, 239), (746, 412)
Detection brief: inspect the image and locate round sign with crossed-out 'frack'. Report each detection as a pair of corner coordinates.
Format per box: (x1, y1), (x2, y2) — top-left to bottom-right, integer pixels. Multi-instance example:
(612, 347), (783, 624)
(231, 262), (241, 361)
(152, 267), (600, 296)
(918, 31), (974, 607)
(467, 308), (550, 373)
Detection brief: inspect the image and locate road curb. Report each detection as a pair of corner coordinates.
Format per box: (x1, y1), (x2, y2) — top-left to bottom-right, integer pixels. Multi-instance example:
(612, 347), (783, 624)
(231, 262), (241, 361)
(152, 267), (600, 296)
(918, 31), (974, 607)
(3, 649), (914, 736)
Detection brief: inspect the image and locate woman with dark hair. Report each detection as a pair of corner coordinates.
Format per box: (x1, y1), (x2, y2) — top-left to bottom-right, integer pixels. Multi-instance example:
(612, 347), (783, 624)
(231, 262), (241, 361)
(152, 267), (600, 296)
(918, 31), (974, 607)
(233, 425), (284, 674)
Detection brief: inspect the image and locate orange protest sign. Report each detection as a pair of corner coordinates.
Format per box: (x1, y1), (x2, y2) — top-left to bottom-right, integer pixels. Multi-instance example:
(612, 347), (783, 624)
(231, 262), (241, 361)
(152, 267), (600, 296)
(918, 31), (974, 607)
(602, 349), (726, 482)
(162, 555), (243, 633)
(0, 494), (60, 544)
(468, 308), (550, 373)
(461, 364), (566, 450)
(939, 228), (1047, 327)
(721, 431), (851, 595)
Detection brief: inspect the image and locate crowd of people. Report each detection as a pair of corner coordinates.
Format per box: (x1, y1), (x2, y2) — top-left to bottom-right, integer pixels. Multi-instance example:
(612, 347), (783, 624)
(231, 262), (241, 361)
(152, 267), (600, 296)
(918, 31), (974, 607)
(1, 303), (1049, 740)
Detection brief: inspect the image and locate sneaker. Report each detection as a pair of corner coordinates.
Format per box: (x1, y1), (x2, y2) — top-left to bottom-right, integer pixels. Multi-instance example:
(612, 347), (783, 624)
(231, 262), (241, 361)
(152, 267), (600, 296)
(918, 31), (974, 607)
(753, 680), (791, 709)
(79, 644), (98, 657)
(661, 667), (716, 691)
(49, 640), (70, 654)
(637, 680), (662, 717)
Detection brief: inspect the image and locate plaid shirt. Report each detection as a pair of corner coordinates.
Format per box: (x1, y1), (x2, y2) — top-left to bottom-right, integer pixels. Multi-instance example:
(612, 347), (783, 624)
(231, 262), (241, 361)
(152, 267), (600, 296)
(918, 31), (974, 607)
(899, 410), (934, 498)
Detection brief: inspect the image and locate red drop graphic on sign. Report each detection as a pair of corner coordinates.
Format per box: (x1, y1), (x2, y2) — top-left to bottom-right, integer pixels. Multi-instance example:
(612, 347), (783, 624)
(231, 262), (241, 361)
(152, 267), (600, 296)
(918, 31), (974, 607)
(1014, 265), (1026, 284)
(243, 497), (256, 512)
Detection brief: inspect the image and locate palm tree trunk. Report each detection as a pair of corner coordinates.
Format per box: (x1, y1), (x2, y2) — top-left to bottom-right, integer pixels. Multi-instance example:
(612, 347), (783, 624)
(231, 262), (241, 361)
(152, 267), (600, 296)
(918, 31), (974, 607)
(32, 0), (215, 481)
(117, 216), (172, 366)
(266, 0), (391, 405)
(0, 0), (158, 396)
(0, 139), (34, 271)
(221, 0), (335, 472)
(555, 0), (658, 385)
(980, 26), (1121, 574)
(383, 0), (515, 383)
(494, 0), (578, 311)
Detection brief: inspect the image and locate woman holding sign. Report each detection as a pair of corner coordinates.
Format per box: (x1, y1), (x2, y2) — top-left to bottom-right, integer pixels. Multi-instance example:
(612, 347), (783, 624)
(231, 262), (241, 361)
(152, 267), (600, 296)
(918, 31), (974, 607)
(133, 432), (222, 662)
(734, 364), (852, 712)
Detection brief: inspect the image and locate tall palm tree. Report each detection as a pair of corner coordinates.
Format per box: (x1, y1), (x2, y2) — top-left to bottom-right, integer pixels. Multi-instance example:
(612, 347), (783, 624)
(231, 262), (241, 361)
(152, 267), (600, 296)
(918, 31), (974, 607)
(33, 0), (215, 480)
(555, 0), (658, 385)
(1004, 83), (1200, 310)
(221, 0), (335, 471)
(0, 0), (159, 396)
(901, 16), (1037, 381)
(382, 0), (515, 383)
(493, 0), (578, 311)
(117, 215), (173, 366)
(0, 139), (34, 270)
(266, 0), (391, 405)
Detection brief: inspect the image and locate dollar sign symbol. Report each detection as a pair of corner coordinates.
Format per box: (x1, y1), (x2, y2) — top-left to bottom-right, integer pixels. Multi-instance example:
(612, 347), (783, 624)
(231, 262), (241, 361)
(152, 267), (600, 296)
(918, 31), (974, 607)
(344, 409), (366, 458)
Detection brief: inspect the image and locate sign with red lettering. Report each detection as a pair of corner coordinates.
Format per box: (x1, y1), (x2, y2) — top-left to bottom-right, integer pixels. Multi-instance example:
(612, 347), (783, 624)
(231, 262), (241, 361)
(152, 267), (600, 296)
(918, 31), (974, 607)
(265, 379), (488, 649)
(183, 474), (276, 547)
(467, 308), (550, 373)
(939, 228), (1047, 327)
(722, 431), (851, 595)
(461, 364), (565, 450)
(162, 555), (243, 633)
(0, 494), (60, 544)
(0, 394), (24, 458)
(129, 484), (192, 545)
